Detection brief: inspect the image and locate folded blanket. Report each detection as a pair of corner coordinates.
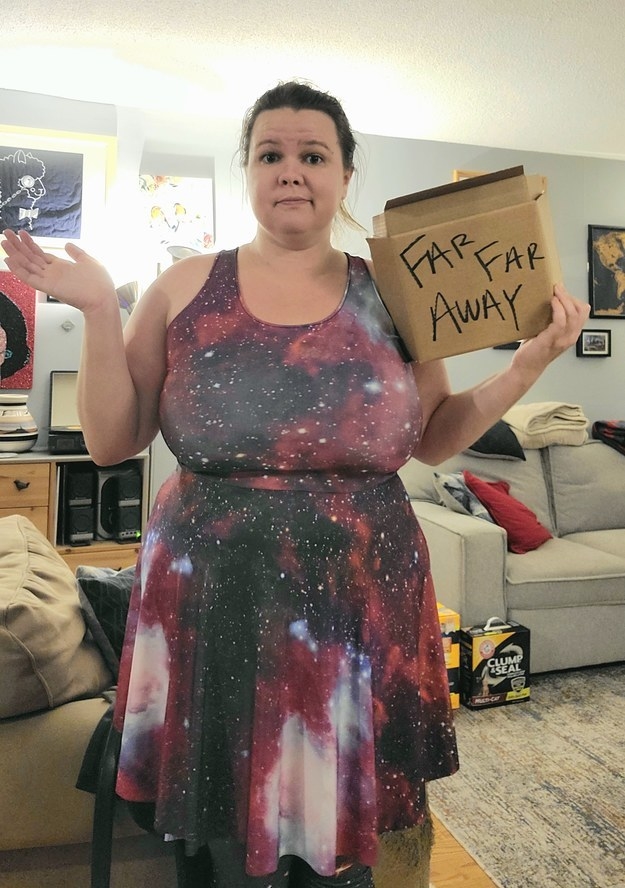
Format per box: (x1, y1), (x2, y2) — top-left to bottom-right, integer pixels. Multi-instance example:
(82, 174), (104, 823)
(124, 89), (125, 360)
(503, 401), (589, 449)
(592, 420), (625, 456)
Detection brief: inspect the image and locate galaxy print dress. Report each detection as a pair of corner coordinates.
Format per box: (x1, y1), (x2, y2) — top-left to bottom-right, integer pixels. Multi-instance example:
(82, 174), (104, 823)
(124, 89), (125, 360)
(114, 249), (458, 877)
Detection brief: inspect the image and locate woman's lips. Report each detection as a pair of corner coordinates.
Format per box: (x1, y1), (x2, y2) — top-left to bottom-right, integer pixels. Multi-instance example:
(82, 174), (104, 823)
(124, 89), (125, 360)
(276, 197), (311, 206)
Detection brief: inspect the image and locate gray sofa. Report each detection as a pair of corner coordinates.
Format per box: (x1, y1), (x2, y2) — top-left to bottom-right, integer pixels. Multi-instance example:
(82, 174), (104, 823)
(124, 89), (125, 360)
(398, 440), (625, 673)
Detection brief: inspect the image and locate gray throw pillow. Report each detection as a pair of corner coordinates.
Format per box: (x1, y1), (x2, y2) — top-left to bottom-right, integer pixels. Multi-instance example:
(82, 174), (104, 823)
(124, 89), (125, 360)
(433, 471), (495, 522)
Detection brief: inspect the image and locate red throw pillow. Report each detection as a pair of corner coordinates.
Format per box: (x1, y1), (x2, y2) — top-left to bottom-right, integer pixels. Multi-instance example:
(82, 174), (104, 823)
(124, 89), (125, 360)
(463, 470), (552, 554)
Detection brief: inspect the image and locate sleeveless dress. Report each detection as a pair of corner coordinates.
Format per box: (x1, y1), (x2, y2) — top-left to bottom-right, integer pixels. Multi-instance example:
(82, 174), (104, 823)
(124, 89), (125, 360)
(114, 249), (458, 877)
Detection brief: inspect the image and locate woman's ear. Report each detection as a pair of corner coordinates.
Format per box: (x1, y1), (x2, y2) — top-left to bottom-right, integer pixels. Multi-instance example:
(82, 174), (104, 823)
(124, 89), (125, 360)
(342, 167), (354, 199)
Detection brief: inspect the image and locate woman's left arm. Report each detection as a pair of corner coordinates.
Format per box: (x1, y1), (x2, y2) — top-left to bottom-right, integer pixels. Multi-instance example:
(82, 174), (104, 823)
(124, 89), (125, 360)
(411, 283), (590, 465)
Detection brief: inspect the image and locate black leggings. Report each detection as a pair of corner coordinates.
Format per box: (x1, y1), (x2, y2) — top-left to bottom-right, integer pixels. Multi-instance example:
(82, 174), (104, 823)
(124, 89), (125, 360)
(174, 839), (375, 888)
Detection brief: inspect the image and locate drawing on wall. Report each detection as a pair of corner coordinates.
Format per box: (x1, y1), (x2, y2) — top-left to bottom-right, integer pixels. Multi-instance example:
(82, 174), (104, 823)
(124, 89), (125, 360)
(588, 224), (625, 318)
(0, 146), (84, 239)
(0, 271), (36, 390)
(139, 174), (214, 269)
(0, 128), (114, 250)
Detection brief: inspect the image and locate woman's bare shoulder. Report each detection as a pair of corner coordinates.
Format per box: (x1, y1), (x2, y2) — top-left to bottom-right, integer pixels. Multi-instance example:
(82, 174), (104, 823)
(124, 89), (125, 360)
(363, 257), (376, 279)
(155, 253), (219, 324)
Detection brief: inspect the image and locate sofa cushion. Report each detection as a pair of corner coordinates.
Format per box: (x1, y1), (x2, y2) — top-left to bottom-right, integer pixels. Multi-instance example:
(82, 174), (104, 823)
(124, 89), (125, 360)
(463, 471), (552, 554)
(547, 441), (625, 535)
(0, 515), (112, 718)
(563, 529), (625, 561)
(399, 448), (554, 532)
(505, 537), (625, 609)
(438, 449), (554, 532)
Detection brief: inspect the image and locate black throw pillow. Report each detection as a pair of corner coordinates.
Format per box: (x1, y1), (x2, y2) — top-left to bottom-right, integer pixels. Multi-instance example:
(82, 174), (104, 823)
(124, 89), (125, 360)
(76, 565), (136, 677)
(465, 419), (526, 461)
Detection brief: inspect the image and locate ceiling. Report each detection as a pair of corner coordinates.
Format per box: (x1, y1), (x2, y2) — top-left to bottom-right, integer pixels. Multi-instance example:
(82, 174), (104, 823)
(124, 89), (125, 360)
(3, 0), (625, 160)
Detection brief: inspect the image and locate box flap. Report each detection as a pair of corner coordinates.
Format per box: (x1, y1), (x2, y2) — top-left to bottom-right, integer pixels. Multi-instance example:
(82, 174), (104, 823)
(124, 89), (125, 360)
(373, 166), (547, 237)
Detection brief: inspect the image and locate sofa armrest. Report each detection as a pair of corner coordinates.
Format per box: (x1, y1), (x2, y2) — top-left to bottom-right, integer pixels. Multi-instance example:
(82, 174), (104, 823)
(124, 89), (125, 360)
(411, 500), (508, 626)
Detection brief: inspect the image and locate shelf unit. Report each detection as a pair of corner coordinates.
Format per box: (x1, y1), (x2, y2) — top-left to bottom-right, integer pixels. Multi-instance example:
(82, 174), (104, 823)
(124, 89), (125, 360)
(0, 450), (149, 570)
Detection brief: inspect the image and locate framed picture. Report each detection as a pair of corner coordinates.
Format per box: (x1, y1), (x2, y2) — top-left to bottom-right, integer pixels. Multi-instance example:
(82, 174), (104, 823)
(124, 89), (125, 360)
(0, 126), (115, 250)
(138, 173), (214, 274)
(588, 225), (625, 318)
(576, 328), (611, 358)
(0, 271), (36, 389)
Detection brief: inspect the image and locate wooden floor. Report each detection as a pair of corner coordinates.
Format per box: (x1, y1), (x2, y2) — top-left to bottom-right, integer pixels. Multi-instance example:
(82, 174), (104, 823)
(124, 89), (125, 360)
(430, 813), (499, 888)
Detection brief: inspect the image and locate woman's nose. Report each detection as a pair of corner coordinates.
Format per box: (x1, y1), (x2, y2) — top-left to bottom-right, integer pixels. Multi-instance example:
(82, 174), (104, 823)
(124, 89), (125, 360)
(279, 163), (301, 185)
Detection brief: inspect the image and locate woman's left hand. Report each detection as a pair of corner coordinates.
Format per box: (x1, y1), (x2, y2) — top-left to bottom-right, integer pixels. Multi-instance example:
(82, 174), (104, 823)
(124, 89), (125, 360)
(512, 283), (590, 377)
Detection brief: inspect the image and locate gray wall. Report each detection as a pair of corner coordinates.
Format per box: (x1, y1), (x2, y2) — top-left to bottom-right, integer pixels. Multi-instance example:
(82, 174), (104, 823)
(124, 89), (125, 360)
(1, 89), (623, 503)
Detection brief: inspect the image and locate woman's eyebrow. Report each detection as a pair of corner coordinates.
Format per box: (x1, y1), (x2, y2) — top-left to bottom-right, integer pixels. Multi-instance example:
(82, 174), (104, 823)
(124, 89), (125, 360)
(255, 138), (333, 152)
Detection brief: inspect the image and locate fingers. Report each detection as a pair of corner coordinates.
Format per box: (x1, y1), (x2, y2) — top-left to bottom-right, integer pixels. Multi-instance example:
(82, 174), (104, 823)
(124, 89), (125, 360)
(2, 228), (51, 274)
(553, 282), (590, 318)
(547, 283), (589, 348)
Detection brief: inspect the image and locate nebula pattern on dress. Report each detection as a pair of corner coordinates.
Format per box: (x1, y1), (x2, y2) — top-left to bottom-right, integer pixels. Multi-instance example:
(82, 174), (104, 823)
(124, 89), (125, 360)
(114, 250), (458, 877)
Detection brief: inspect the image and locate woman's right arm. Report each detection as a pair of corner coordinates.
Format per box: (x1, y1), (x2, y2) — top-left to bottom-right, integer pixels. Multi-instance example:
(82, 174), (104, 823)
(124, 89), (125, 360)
(76, 271), (169, 465)
(2, 230), (180, 465)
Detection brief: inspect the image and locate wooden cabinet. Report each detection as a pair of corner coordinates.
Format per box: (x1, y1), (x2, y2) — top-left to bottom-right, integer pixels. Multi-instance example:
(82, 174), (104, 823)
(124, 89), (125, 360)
(0, 461), (50, 537)
(0, 451), (149, 570)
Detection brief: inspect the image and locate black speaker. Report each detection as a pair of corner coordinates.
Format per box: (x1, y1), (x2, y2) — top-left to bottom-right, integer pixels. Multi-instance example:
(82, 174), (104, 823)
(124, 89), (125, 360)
(65, 467), (95, 506)
(117, 470), (142, 504)
(66, 504), (95, 544)
(57, 464), (95, 545)
(115, 504), (142, 541)
(96, 466), (142, 541)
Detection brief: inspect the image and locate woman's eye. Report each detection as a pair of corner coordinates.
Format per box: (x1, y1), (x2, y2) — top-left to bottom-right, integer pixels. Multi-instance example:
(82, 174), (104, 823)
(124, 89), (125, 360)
(305, 154), (324, 165)
(260, 152), (280, 164)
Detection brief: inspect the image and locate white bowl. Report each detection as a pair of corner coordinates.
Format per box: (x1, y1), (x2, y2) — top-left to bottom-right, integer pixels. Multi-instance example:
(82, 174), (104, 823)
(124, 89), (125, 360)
(0, 433), (38, 453)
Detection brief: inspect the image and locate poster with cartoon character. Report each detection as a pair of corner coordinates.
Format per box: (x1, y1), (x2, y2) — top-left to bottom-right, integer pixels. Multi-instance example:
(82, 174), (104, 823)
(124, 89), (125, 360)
(0, 146), (84, 239)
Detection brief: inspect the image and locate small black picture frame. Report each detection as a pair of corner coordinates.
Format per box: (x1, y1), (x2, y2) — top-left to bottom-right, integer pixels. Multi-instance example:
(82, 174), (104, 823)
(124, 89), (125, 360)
(576, 328), (611, 358)
(588, 225), (625, 318)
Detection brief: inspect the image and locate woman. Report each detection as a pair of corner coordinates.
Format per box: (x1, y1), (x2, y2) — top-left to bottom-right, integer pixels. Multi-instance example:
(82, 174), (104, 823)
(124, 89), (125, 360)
(1, 81), (588, 888)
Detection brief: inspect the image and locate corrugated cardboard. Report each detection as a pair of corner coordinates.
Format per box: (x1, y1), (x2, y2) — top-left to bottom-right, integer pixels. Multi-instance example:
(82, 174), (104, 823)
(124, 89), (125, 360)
(367, 166), (562, 362)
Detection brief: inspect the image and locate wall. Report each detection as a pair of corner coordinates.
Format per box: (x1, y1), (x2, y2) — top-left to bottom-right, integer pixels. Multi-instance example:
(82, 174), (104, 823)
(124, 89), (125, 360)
(1, 89), (623, 503)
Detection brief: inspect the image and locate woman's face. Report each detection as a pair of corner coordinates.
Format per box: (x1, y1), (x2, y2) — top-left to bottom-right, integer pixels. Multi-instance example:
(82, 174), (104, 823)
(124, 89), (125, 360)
(245, 107), (352, 244)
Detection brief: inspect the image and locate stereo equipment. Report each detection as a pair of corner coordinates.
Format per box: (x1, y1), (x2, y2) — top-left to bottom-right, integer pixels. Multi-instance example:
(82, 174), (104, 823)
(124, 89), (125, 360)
(96, 465), (142, 542)
(48, 371), (87, 454)
(65, 467), (95, 505)
(59, 464), (95, 545)
(66, 505), (96, 545)
(49, 430), (87, 455)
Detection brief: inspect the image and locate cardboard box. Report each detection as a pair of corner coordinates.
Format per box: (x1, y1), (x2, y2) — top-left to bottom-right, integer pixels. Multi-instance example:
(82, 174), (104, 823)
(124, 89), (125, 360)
(437, 602), (460, 709)
(459, 616), (530, 710)
(367, 166), (562, 362)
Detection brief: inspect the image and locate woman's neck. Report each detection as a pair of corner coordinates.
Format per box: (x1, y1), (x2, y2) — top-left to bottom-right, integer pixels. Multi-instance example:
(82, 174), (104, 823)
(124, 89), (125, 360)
(244, 229), (343, 277)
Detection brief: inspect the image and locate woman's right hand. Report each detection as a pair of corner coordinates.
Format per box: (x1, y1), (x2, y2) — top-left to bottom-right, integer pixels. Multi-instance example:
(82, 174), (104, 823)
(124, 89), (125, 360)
(1, 229), (116, 315)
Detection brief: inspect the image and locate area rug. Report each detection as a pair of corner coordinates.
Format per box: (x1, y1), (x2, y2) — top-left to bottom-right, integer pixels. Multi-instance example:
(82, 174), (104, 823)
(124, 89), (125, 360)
(427, 663), (625, 888)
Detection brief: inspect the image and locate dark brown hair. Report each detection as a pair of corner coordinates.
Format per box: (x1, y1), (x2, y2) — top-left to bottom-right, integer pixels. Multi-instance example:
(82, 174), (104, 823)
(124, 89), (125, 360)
(239, 80), (357, 172)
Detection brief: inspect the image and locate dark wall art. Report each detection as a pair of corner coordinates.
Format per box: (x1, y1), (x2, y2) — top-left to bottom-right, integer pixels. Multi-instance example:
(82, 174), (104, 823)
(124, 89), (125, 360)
(588, 225), (625, 318)
(0, 271), (36, 389)
(0, 145), (84, 239)
(576, 328), (611, 358)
